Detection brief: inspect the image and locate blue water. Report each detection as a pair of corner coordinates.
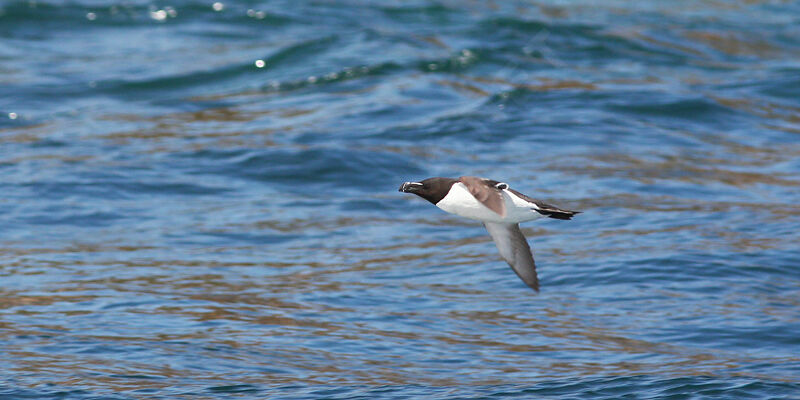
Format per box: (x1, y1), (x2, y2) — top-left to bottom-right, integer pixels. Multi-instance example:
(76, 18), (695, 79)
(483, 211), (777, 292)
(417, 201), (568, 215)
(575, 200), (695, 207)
(2, 1), (800, 398)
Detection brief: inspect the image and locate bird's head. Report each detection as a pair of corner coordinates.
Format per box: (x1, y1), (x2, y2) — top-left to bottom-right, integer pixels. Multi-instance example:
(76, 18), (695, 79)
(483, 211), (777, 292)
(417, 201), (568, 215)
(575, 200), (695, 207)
(399, 177), (457, 205)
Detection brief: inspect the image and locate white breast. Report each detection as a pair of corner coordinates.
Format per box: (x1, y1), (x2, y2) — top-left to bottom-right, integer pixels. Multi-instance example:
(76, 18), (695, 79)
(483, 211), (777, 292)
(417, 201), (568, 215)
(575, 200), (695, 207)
(435, 183), (543, 223)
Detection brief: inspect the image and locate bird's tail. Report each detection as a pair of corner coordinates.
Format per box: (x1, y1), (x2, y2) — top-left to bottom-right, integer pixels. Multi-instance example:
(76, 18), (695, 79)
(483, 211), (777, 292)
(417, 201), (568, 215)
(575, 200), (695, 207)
(534, 206), (581, 220)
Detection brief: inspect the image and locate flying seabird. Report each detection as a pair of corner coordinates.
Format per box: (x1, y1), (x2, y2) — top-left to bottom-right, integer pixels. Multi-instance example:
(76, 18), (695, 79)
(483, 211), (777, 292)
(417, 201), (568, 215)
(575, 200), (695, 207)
(399, 176), (580, 291)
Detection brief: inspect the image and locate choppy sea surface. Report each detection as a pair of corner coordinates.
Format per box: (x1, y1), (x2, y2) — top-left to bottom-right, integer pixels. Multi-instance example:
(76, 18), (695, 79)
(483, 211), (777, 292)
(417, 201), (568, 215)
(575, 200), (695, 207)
(2, 1), (800, 398)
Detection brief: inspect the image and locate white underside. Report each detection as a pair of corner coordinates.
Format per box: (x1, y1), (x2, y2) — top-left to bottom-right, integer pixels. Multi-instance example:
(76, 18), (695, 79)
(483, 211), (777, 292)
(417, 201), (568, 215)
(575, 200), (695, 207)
(435, 182), (543, 223)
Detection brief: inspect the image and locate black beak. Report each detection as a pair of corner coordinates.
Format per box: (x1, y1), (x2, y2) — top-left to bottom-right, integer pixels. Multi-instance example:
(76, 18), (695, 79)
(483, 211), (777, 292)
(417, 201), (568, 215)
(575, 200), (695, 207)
(399, 181), (422, 193)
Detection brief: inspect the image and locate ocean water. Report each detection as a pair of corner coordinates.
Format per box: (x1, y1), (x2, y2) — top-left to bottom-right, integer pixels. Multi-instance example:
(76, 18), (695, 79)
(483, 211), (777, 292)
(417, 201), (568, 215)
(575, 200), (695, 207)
(2, 0), (800, 398)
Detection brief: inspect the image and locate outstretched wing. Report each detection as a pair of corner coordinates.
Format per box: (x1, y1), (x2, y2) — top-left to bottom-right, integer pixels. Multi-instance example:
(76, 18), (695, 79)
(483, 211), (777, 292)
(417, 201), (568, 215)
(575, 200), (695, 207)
(459, 176), (506, 217)
(483, 222), (539, 291)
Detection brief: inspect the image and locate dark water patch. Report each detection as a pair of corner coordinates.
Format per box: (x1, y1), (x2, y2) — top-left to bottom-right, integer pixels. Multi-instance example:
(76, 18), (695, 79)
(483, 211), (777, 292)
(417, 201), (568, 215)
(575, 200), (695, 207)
(27, 138), (69, 148)
(606, 93), (745, 130)
(102, 62), (255, 98)
(484, 85), (599, 116)
(378, 3), (456, 25)
(179, 147), (423, 192)
(208, 384), (259, 394)
(757, 67), (800, 102)
(0, 2), (84, 39)
(22, 210), (124, 227)
(483, 16), (598, 37)
(374, 111), (491, 143)
(123, 181), (231, 196)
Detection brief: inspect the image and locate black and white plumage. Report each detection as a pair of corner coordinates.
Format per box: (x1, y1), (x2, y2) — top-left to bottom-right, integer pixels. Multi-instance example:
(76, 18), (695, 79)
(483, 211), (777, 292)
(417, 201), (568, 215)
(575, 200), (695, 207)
(399, 176), (580, 292)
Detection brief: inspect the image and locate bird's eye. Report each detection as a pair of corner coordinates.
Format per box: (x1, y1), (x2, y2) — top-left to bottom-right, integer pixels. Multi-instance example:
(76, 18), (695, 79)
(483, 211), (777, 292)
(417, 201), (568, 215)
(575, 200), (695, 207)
(495, 182), (508, 190)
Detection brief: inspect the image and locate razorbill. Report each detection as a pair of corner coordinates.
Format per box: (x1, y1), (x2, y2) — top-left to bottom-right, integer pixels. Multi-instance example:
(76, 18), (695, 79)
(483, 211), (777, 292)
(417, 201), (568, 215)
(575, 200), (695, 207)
(399, 176), (580, 291)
